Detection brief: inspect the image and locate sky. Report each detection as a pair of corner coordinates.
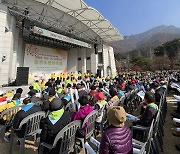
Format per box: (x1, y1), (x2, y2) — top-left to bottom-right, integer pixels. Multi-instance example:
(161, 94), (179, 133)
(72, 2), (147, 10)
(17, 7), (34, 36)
(83, 0), (180, 36)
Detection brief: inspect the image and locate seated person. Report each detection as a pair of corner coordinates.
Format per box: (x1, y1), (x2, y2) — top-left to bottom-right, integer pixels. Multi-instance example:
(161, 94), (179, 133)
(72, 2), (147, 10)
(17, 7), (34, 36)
(0, 93), (21, 112)
(56, 85), (63, 98)
(133, 91), (158, 127)
(32, 80), (41, 92)
(150, 82), (163, 106)
(94, 92), (107, 122)
(89, 85), (98, 106)
(117, 85), (125, 98)
(15, 88), (23, 96)
(45, 79), (52, 88)
(42, 88), (56, 112)
(0, 93), (22, 124)
(0, 90), (6, 102)
(107, 89), (119, 107)
(77, 84), (88, 98)
(61, 93), (71, 107)
(72, 96), (93, 121)
(12, 97), (42, 138)
(94, 92), (107, 132)
(72, 96), (93, 138)
(28, 89), (43, 105)
(100, 106), (133, 154)
(40, 98), (71, 154)
(55, 77), (61, 86)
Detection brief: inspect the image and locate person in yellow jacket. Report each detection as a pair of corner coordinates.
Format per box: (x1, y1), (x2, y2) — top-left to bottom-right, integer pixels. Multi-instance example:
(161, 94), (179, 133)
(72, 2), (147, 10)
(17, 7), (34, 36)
(32, 80), (41, 92)
(78, 72), (82, 80)
(107, 75), (111, 80)
(51, 73), (56, 80)
(40, 79), (46, 89)
(3, 92), (14, 98)
(0, 93), (22, 121)
(67, 73), (70, 79)
(97, 76), (100, 81)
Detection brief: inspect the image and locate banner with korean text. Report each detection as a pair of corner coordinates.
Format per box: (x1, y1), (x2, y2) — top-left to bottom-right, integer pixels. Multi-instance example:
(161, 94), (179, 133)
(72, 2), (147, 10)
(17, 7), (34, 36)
(24, 44), (67, 82)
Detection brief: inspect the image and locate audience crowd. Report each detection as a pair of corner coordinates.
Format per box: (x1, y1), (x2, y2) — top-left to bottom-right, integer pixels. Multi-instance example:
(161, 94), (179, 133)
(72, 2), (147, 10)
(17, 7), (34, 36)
(0, 71), (180, 153)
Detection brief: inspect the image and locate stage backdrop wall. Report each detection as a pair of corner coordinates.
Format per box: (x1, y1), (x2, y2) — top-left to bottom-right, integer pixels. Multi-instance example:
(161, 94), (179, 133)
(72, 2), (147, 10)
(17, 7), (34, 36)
(24, 44), (67, 83)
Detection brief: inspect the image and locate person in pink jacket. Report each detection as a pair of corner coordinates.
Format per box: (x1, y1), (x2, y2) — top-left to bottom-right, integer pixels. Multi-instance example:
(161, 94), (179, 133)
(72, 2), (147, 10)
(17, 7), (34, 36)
(72, 95), (93, 121)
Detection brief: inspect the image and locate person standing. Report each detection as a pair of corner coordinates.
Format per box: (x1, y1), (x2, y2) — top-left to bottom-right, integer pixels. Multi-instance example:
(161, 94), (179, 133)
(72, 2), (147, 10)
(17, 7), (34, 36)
(100, 106), (133, 154)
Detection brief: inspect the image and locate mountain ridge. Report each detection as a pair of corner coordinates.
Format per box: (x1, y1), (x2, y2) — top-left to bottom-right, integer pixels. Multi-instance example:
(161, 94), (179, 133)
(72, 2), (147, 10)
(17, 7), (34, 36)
(111, 25), (180, 54)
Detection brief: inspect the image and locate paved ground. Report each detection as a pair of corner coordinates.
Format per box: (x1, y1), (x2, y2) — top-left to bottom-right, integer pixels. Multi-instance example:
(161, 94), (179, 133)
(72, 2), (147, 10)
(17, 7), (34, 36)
(160, 97), (179, 154)
(0, 94), (179, 153)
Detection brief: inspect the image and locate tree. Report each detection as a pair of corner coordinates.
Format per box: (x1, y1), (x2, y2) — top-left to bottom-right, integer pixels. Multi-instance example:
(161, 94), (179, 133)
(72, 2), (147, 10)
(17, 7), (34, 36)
(154, 38), (180, 60)
(130, 56), (151, 71)
(154, 46), (165, 57)
(153, 56), (171, 70)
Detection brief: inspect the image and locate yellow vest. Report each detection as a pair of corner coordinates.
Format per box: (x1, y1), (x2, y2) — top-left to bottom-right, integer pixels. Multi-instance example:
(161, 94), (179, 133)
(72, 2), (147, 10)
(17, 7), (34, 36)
(32, 82), (41, 91)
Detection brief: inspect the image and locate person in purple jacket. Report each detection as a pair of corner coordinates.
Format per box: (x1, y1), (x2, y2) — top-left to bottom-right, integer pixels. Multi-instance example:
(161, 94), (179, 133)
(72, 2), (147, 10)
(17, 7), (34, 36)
(100, 106), (133, 154)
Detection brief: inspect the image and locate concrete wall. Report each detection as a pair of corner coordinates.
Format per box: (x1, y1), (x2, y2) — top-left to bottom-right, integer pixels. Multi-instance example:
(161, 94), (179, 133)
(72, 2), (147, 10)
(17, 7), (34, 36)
(91, 52), (98, 75)
(0, 4), (25, 86)
(67, 47), (99, 76)
(96, 44), (117, 77)
(67, 48), (78, 74)
(0, 5), (9, 85)
(108, 46), (117, 77)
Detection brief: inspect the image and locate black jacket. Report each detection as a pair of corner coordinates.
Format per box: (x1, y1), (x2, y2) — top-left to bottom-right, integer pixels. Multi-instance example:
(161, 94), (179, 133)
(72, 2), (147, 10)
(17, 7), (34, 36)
(40, 111), (71, 153)
(137, 105), (157, 127)
(13, 105), (42, 138)
(155, 88), (163, 106)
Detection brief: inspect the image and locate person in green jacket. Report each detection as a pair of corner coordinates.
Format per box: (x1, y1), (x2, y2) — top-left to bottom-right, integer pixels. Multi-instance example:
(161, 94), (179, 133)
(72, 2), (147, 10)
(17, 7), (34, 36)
(65, 77), (71, 87)
(32, 80), (41, 92)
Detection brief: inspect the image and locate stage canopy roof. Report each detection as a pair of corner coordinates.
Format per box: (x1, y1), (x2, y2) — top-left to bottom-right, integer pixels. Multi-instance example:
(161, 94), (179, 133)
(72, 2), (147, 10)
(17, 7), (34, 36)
(1, 0), (123, 43)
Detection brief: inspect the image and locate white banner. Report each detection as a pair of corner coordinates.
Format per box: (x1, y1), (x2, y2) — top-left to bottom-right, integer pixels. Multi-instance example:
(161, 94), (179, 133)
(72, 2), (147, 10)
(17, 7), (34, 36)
(33, 26), (92, 48)
(24, 44), (67, 81)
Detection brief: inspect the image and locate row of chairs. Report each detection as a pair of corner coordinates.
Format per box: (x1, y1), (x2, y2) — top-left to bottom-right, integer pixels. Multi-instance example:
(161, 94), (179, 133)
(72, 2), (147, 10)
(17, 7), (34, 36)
(0, 104), (98, 154)
(113, 87), (143, 113)
(132, 90), (167, 154)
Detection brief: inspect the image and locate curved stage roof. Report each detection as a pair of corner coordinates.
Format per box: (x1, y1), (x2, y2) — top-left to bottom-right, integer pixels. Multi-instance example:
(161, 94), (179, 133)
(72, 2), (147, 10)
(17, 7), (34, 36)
(2, 0), (123, 43)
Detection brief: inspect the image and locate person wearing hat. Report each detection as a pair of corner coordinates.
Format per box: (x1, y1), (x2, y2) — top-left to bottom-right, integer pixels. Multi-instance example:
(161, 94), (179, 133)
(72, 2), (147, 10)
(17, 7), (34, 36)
(39, 97), (71, 153)
(100, 106), (133, 154)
